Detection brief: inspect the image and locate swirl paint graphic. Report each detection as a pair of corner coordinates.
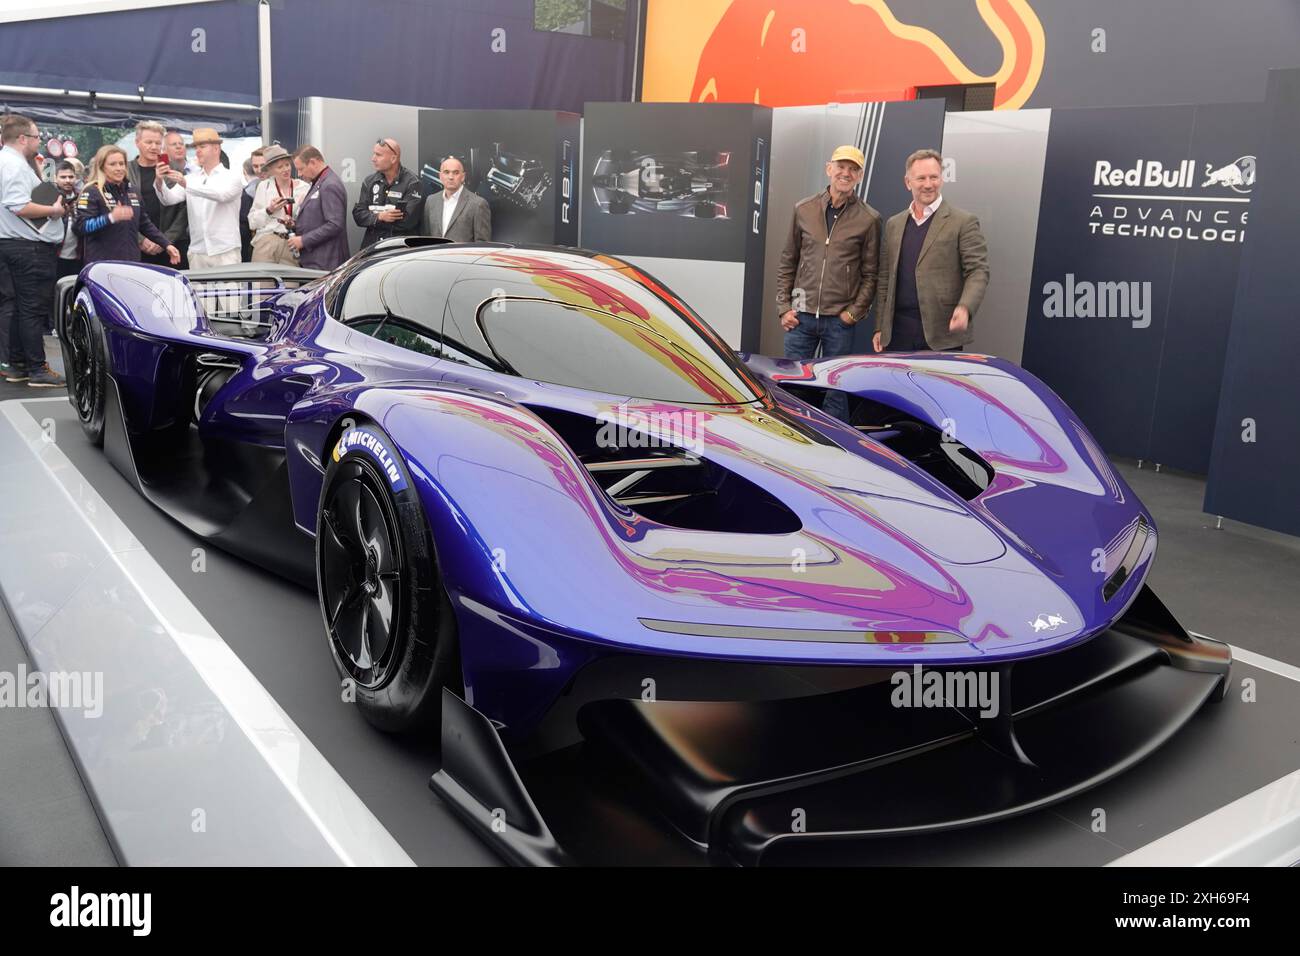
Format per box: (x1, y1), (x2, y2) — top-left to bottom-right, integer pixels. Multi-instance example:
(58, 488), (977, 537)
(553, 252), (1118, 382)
(645, 0), (1044, 110)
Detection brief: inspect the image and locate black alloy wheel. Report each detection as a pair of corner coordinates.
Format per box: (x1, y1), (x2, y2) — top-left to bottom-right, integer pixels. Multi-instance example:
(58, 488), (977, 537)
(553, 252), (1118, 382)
(62, 300), (107, 445)
(319, 457), (405, 689)
(316, 423), (459, 734)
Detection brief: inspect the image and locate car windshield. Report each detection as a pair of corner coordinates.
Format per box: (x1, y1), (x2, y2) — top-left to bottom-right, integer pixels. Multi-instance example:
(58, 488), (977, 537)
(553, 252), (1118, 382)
(453, 259), (764, 405)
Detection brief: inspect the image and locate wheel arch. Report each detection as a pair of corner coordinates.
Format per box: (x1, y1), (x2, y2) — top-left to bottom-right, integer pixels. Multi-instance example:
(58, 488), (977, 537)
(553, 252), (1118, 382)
(297, 386), (635, 732)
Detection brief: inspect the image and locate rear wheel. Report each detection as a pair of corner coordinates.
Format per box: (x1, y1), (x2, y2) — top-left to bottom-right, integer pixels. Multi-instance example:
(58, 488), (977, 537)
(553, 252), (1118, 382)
(316, 424), (458, 734)
(60, 297), (107, 446)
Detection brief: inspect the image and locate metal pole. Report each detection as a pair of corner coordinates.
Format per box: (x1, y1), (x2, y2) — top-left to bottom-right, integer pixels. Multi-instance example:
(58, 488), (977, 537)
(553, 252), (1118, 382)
(0, 84), (257, 113)
(258, 0), (273, 142)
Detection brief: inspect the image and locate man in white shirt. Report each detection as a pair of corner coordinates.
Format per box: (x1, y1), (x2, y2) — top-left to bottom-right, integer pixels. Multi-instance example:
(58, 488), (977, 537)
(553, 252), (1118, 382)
(0, 113), (66, 386)
(157, 127), (243, 268)
(421, 155), (491, 242)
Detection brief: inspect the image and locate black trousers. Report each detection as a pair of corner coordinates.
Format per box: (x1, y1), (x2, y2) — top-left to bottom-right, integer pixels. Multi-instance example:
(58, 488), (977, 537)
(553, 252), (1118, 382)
(0, 239), (57, 369)
(0, 253), (11, 365)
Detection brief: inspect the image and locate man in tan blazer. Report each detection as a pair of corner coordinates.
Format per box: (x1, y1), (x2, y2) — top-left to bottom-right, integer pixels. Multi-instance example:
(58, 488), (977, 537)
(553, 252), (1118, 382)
(873, 149), (989, 353)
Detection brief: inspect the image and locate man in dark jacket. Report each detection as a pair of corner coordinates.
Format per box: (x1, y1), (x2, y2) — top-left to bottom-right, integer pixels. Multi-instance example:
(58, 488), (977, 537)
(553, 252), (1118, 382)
(128, 122), (188, 269)
(774, 144), (882, 422)
(352, 137), (424, 247)
(159, 131), (191, 265)
(239, 147), (265, 262)
(291, 145), (350, 270)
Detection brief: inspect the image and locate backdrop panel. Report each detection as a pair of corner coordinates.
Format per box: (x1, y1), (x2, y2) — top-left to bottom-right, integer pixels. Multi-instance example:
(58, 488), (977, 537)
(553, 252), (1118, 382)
(759, 99), (946, 355)
(1147, 102), (1265, 471)
(418, 110), (580, 246)
(622, 257), (748, 348)
(1204, 68), (1300, 537)
(267, 97), (424, 257)
(641, 0), (1300, 112)
(1022, 103), (1259, 473)
(580, 102), (772, 351)
(941, 109), (1051, 364)
(271, 0), (630, 115)
(0, 0), (257, 103)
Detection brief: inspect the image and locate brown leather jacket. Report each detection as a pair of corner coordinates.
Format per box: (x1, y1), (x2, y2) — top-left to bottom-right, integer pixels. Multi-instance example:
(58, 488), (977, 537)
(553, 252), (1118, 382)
(775, 189), (881, 322)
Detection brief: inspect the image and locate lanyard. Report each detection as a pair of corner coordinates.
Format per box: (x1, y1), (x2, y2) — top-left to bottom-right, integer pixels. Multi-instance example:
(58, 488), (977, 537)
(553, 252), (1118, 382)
(272, 177), (292, 219)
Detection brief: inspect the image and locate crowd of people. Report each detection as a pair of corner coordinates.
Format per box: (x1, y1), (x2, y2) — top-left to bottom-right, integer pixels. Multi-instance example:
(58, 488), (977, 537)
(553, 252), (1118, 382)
(0, 113), (493, 388)
(4, 113), (985, 407)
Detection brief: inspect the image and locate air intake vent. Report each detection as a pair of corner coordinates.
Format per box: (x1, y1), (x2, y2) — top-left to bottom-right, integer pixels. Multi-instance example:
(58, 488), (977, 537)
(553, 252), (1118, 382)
(778, 386), (994, 500)
(526, 405), (801, 534)
(1103, 516), (1150, 601)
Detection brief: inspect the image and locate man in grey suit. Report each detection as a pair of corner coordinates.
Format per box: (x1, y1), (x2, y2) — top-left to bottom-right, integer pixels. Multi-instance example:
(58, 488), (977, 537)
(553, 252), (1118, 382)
(290, 145), (351, 270)
(422, 155), (491, 242)
(873, 149), (989, 353)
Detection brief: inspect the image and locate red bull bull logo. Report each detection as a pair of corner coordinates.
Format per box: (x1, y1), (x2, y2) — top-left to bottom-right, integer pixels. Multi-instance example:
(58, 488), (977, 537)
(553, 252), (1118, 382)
(644, 0), (1044, 110)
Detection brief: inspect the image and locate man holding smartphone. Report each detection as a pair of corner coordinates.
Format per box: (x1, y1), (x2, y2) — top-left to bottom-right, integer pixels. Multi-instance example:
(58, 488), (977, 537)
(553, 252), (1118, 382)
(127, 121), (173, 266)
(352, 137), (424, 247)
(155, 130), (191, 267)
(156, 127), (243, 268)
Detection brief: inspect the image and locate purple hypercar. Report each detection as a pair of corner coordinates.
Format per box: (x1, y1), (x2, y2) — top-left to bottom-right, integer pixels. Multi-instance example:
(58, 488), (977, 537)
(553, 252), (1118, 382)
(58, 240), (1229, 866)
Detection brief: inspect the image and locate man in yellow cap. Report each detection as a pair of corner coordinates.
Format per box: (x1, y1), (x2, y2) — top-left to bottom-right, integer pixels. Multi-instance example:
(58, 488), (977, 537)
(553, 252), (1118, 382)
(157, 127), (244, 268)
(775, 144), (881, 422)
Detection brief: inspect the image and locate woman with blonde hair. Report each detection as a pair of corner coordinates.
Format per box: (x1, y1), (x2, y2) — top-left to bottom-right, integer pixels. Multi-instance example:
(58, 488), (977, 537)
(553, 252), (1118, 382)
(247, 144), (308, 264)
(74, 144), (179, 265)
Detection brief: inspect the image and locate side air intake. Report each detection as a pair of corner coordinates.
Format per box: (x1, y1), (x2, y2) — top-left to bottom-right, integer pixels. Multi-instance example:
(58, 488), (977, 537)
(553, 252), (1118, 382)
(526, 405), (801, 534)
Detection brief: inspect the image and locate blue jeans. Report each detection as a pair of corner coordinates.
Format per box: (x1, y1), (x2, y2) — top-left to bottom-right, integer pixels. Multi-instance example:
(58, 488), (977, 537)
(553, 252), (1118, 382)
(783, 311), (854, 421)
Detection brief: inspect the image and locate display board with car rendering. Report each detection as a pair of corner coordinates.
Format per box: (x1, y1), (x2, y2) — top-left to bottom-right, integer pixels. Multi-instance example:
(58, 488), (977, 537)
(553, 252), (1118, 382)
(579, 102), (772, 351)
(417, 109), (580, 246)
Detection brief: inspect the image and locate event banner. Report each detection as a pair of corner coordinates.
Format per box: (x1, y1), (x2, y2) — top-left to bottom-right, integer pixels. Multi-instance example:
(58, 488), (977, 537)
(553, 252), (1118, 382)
(1205, 68), (1300, 537)
(1021, 102), (1261, 473)
(418, 109), (580, 246)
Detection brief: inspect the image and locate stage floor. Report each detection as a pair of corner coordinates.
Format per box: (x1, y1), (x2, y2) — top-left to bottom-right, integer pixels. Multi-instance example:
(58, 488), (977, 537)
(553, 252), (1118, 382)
(3, 396), (1299, 866)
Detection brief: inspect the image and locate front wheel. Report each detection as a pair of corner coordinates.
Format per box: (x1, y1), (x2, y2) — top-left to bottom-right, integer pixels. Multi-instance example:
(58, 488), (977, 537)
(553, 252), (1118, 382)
(316, 424), (459, 734)
(60, 295), (107, 446)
